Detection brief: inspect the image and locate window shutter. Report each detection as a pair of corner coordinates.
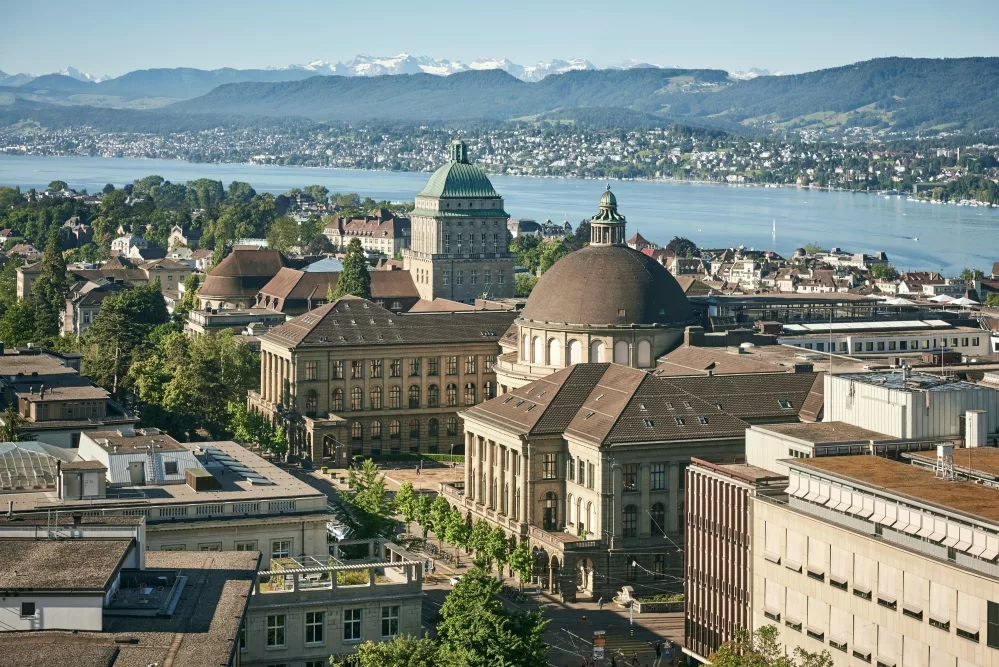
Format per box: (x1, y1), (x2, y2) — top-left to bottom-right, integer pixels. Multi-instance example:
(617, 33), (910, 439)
(807, 537), (828, 577)
(854, 618), (875, 655)
(786, 529), (805, 572)
(853, 553), (873, 594)
(902, 637), (926, 667)
(929, 581), (953, 626)
(872, 499), (887, 523)
(969, 530), (987, 557)
(785, 589), (806, 624)
(764, 579), (784, 618)
(764, 521), (782, 563)
(830, 606), (852, 645)
(807, 596), (828, 637)
(830, 545), (851, 585)
(877, 562), (900, 603)
(903, 572), (927, 615)
(929, 648), (954, 667)
(877, 626), (902, 665)
(957, 591), (982, 637)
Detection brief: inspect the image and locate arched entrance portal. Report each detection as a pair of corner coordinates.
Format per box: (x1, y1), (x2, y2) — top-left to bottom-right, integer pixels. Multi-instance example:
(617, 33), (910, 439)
(533, 547), (550, 590)
(576, 557), (595, 596)
(549, 555), (561, 594)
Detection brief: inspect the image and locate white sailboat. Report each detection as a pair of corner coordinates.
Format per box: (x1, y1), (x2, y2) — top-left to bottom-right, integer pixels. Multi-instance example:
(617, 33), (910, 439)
(772, 217), (776, 242)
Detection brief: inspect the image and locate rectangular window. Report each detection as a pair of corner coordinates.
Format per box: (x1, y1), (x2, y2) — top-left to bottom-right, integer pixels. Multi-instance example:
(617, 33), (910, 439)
(381, 605), (400, 638)
(578, 460), (585, 487)
(587, 462), (595, 490)
(428, 357), (439, 376)
(622, 464), (638, 491)
(332, 360), (344, 379)
(446, 356), (458, 375)
(20, 602), (35, 617)
(456, 271), (464, 286)
(271, 539), (291, 560)
(471, 270), (478, 285)
(344, 608), (362, 642)
(443, 270), (450, 285)
(988, 601), (999, 649)
(651, 463), (666, 490)
(266, 614), (286, 647)
(305, 611), (325, 645)
(465, 356), (477, 374)
(973, 337), (980, 346)
(485, 269), (492, 284)
(854, 343), (862, 353)
(239, 620), (246, 651)
(164, 461), (179, 475)
(390, 359), (402, 377)
(865, 342), (874, 352)
(888, 341), (896, 351)
(409, 358), (421, 376)
(235, 540), (257, 551)
(542, 453), (558, 479)
(498, 270), (505, 285)
(877, 341), (885, 351)
(568, 455), (575, 481)
(199, 543), (222, 551)
(351, 360), (363, 379)
(305, 360), (318, 380)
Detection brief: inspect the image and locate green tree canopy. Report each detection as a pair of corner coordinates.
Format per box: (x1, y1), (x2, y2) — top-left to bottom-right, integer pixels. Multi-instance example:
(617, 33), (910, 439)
(959, 267), (985, 280)
(869, 263), (900, 281)
(664, 235), (698, 257)
(266, 215), (300, 252)
(30, 229), (68, 343)
(709, 626), (833, 667)
(332, 237), (372, 300)
(47, 180), (68, 192)
(343, 459), (397, 538)
(333, 635), (440, 667)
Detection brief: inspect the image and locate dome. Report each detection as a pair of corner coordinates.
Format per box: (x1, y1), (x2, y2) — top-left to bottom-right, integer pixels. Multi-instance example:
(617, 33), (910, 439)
(599, 184), (617, 207)
(520, 244), (693, 326)
(417, 139), (499, 199)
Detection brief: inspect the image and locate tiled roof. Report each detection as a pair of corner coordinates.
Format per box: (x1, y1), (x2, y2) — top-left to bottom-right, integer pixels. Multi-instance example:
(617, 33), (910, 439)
(409, 298), (479, 312)
(258, 268), (418, 302)
(655, 346), (787, 377)
(661, 372), (819, 421)
(417, 161), (500, 199)
(200, 249), (288, 299)
(465, 363), (749, 446)
(262, 296), (516, 349)
(799, 373), (825, 422)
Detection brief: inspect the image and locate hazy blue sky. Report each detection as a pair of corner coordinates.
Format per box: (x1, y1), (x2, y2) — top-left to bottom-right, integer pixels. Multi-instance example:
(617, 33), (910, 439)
(4, 0), (999, 77)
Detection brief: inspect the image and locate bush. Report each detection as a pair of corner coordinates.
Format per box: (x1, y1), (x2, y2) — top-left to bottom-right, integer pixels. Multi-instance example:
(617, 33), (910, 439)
(640, 593), (684, 603)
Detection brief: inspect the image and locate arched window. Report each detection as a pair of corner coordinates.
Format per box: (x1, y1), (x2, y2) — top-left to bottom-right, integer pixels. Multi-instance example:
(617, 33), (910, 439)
(428, 384), (440, 407)
(350, 386), (363, 410)
(567, 493), (574, 525)
(446, 384), (458, 406)
(446, 416), (459, 436)
(305, 389), (318, 415)
(389, 386), (401, 409)
(586, 502), (593, 532)
(428, 418), (440, 437)
(614, 340), (629, 365)
(576, 497), (584, 532)
(637, 340), (652, 367)
(351, 421), (363, 441)
(483, 381), (494, 400)
(542, 491), (558, 531)
(371, 420), (382, 439)
(623, 504), (638, 537)
(651, 502), (667, 537)
(590, 340), (604, 363)
(547, 338), (561, 367)
(568, 339), (582, 365)
(331, 388), (344, 411)
(532, 336), (543, 364)
(408, 385), (421, 409)
(409, 418), (420, 439)
(370, 386), (382, 410)
(464, 382), (476, 405)
(389, 419), (401, 439)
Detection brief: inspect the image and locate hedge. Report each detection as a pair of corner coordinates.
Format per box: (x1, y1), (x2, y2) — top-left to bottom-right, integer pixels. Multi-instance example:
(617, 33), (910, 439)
(359, 453), (466, 464)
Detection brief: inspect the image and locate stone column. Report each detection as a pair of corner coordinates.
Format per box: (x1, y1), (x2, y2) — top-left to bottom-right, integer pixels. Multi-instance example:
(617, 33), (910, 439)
(612, 465), (623, 543)
(498, 445), (507, 516)
(476, 437), (486, 505)
(639, 463), (651, 537)
(263, 352), (271, 402)
(486, 440), (495, 509)
(506, 455), (515, 521)
(668, 462), (681, 533)
(464, 431), (473, 493)
(521, 452), (530, 523)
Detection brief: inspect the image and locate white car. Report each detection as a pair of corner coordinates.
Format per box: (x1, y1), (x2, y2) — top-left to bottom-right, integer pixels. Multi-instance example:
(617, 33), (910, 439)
(449, 575), (463, 586)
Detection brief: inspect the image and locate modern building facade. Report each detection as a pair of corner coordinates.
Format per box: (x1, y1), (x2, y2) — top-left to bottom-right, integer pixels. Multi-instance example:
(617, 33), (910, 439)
(402, 140), (516, 303)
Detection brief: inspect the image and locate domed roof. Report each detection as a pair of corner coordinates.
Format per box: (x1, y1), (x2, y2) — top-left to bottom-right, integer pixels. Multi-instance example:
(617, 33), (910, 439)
(599, 185), (617, 207)
(520, 244), (693, 327)
(417, 140), (499, 199)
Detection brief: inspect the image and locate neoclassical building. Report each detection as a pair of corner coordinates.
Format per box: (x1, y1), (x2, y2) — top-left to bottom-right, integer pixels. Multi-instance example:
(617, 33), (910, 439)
(494, 187), (695, 391)
(402, 140), (516, 303)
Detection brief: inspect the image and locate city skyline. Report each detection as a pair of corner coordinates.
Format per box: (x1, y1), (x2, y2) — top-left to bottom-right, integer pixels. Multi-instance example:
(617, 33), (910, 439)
(3, 0), (999, 78)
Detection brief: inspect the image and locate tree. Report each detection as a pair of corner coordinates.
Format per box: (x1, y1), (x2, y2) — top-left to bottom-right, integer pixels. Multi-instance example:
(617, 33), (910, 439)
(344, 459), (397, 538)
(302, 185), (329, 203)
(664, 236), (698, 257)
(333, 635), (440, 667)
(436, 567), (548, 667)
(709, 626), (833, 667)
(537, 239), (571, 274)
(226, 181), (256, 204)
(30, 229), (68, 342)
(176, 274), (201, 315)
(514, 273), (537, 297)
(986, 292), (999, 308)
(332, 238), (372, 300)
(395, 482), (417, 532)
(959, 267), (985, 280)
(83, 282), (169, 397)
(306, 233), (335, 256)
(481, 526), (510, 572)
(802, 242), (824, 255)
(266, 215), (300, 252)
(102, 183), (115, 195)
(469, 519), (492, 557)
(869, 264), (900, 281)
(507, 540), (533, 592)
(0, 300), (37, 347)
(298, 214), (324, 247)
(0, 405), (27, 442)
(414, 493), (435, 539)
(443, 508), (471, 560)
(47, 180), (68, 192)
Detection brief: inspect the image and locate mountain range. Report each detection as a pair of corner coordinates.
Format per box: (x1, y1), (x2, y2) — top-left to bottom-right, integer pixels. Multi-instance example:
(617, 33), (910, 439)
(2, 57), (998, 134)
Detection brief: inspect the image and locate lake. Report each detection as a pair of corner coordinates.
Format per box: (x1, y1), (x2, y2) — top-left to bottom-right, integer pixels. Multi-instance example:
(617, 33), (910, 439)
(1, 154), (997, 275)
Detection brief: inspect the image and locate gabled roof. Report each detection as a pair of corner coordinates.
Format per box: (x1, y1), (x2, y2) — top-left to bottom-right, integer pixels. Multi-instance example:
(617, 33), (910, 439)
(464, 363), (749, 447)
(258, 268), (418, 302)
(662, 372), (819, 421)
(262, 297), (516, 349)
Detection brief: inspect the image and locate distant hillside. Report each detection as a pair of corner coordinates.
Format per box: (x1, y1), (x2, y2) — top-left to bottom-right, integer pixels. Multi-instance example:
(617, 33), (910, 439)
(168, 67), (732, 122)
(674, 57), (999, 132)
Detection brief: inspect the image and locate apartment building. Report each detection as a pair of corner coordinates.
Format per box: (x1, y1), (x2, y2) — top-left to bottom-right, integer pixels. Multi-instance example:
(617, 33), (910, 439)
(779, 320), (989, 358)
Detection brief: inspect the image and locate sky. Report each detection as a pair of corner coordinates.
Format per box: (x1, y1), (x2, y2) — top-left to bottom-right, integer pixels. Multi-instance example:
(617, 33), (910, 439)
(3, 0), (999, 78)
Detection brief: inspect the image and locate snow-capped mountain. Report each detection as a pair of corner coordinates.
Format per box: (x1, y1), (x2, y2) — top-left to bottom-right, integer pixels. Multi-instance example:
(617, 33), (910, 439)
(271, 54), (595, 81)
(729, 68), (784, 81)
(58, 66), (107, 83)
(0, 69), (35, 86)
(521, 59), (595, 82)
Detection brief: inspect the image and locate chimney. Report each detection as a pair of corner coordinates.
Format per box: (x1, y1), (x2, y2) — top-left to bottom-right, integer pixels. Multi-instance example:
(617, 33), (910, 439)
(39, 384), (45, 399)
(684, 326), (705, 348)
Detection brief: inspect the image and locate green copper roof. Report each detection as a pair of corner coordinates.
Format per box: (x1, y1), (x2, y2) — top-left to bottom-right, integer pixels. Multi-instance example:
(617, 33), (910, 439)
(417, 140), (500, 199)
(591, 185), (626, 224)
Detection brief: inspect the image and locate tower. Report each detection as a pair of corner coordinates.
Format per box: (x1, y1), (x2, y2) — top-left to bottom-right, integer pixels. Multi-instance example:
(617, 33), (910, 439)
(403, 140), (515, 303)
(589, 185), (628, 246)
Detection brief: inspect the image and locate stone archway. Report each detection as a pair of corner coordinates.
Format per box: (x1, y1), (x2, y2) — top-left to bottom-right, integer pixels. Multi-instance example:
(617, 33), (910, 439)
(576, 557), (595, 595)
(532, 547), (550, 590)
(549, 555), (561, 594)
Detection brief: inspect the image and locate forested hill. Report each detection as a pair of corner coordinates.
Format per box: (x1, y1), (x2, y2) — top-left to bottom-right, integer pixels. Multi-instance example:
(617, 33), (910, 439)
(673, 57), (999, 132)
(167, 68), (732, 122)
(165, 57), (999, 132)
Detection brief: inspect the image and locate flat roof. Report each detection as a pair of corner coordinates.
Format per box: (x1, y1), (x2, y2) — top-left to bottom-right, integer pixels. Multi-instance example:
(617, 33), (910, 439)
(754, 421), (897, 444)
(0, 539), (132, 591)
(782, 319), (955, 334)
(0, 550), (259, 667)
(84, 429), (188, 453)
(691, 457), (787, 484)
(791, 456), (999, 523)
(4, 440), (324, 512)
(833, 371), (986, 393)
(908, 447), (999, 479)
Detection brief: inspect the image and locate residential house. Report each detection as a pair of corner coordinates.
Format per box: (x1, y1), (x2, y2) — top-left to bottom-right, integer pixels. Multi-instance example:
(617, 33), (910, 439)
(323, 209), (411, 257)
(62, 279), (128, 337)
(167, 224), (203, 249)
(110, 234), (147, 254)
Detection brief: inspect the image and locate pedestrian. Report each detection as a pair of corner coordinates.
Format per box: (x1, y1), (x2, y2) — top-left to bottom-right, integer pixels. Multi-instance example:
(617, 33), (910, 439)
(597, 596), (604, 611)
(415, 464), (420, 475)
(655, 641), (662, 659)
(559, 590), (564, 604)
(431, 563), (436, 575)
(631, 650), (640, 666)
(424, 560), (429, 574)
(581, 658), (587, 667)
(610, 654), (617, 667)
